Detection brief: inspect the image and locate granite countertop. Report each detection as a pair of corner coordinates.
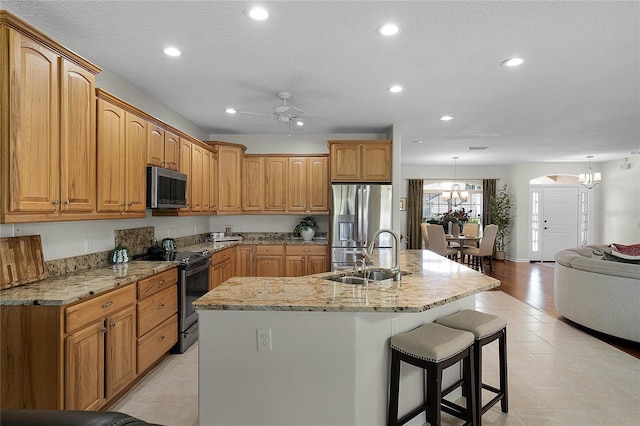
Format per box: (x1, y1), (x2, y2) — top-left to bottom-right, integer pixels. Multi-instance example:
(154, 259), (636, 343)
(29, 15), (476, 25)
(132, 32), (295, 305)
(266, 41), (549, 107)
(193, 250), (500, 313)
(0, 261), (179, 306)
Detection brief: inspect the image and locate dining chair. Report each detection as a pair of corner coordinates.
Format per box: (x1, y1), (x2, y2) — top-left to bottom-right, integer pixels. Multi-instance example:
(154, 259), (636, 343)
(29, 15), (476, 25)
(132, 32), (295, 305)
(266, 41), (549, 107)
(463, 224), (498, 272)
(426, 224), (459, 260)
(459, 222), (481, 262)
(420, 223), (430, 249)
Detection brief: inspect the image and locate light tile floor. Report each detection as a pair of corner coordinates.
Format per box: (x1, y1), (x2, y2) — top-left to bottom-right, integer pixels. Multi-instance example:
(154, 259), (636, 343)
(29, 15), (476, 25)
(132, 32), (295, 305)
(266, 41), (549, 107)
(111, 291), (639, 426)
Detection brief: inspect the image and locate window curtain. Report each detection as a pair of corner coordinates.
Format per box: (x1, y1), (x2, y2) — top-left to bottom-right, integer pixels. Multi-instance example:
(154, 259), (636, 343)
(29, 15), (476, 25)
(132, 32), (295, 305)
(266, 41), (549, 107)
(407, 179), (424, 249)
(483, 179), (497, 226)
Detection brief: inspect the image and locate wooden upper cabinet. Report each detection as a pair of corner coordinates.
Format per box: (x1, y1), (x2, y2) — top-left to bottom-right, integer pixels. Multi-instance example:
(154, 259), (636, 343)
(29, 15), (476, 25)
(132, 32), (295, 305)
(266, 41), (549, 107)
(287, 157), (329, 213)
(178, 139), (192, 213)
(242, 156), (265, 211)
(264, 157), (287, 211)
(190, 142), (204, 212)
(146, 124), (164, 167)
(202, 149), (212, 212)
(59, 60), (97, 213)
(216, 144), (244, 213)
(329, 140), (391, 183)
(97, 98), (126, 212)
(210, 150), (218, 212)
(124, 112), (147, 212)
(2, 20), (101, 222)
(164, 131), (179, 171)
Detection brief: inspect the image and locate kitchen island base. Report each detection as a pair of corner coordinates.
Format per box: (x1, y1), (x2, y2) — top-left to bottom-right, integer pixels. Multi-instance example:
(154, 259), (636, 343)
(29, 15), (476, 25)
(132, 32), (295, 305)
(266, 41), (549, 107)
(198, 296), (474, 426)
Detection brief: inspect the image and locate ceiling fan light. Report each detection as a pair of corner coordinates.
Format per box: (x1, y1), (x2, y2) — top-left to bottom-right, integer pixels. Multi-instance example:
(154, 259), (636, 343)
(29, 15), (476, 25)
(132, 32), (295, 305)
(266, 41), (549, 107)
(225, 108), (237, 114)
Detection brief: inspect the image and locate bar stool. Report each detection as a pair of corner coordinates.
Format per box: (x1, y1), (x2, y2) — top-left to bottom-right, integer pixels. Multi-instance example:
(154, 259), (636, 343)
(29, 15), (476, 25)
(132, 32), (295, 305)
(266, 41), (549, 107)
(436, 310), (508, 425)
(388, 323), (477, 426)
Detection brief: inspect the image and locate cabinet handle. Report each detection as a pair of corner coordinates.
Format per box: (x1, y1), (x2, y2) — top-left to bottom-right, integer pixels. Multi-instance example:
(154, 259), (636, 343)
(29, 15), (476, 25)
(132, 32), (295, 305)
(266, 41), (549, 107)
(156, 280), (165, 286)
(304, 249), (310, 253)
(52, 200), (60, 205)
(63, 200), (71, 205)
(101, 327), (107, 334)
(157, 335), (165, 342)
(157, 303), (165, 310)
(110, 322), (116, 328)
(101, 301), (114, 309)
(128, 202), (134, 206)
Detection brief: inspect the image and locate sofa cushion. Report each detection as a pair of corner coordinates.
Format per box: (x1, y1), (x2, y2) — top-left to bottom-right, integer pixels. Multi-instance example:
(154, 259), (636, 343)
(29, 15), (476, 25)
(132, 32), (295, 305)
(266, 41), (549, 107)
(602, 251), (640, 264)
(569, 256), (640, 280)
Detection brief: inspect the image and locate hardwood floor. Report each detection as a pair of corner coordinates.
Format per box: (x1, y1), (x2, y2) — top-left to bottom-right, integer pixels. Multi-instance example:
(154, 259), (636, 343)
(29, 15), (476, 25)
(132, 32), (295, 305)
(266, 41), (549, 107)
(482, 259), (640, 359)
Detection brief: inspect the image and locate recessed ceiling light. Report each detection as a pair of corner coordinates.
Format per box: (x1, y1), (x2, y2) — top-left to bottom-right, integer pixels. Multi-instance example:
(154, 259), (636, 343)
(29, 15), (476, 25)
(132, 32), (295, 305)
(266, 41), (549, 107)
(296, 121), (304, 126)
(163, 47), (181, 57)
(502, 57), (525, 67)
(467, 146), (488, 151)
(225, 108), (237, 114)
(247, 6), (269, 20)
(377, 23), (400, 36)
(440, 115), (454, 121)
(413, 140), (423, 144)
(389, 85), (403, 93)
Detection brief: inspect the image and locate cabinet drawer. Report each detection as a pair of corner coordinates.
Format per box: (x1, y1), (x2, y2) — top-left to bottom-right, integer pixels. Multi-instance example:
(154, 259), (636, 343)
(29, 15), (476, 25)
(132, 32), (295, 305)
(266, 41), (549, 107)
(211, 247), (234, 265)
(137, 314), (177, 374)
(65, 285), (136, 333)
(137, 268), (178, 300)
(137, 286), (177, 337)
(285, 245), (326, 256)
(256, 245), (284, 255)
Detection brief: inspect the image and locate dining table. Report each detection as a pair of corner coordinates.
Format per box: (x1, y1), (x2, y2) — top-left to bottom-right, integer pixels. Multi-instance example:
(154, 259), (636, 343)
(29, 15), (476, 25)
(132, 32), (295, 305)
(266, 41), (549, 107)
(445, 234), (481, 261)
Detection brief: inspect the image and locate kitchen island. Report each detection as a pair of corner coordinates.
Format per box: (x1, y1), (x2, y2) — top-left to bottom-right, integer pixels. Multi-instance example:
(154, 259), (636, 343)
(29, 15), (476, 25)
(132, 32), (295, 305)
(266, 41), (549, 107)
(194, 250), (499, 426)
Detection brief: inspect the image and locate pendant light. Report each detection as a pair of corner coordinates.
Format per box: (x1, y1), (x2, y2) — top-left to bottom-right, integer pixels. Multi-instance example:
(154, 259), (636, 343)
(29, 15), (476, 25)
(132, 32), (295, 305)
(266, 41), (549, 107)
(578, 155), (601, 189)
(442, 157), (469, 206)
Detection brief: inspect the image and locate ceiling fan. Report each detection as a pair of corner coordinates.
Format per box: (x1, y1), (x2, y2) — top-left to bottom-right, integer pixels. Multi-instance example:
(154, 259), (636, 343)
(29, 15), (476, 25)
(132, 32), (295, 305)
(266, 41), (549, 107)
(226, 91), (328, 134)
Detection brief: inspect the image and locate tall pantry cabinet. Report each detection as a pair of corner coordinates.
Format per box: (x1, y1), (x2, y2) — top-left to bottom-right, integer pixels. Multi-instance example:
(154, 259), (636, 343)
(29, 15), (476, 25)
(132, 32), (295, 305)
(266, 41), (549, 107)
(1, 11), (102, 223)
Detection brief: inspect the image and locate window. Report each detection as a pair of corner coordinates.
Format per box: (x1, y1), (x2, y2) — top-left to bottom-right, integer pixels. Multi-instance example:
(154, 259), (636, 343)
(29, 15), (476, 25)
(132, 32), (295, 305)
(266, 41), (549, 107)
(422, 182), (483, 223)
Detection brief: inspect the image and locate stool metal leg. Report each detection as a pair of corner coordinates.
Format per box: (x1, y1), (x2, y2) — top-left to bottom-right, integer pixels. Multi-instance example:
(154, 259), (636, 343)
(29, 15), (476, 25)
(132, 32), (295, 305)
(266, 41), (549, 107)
(388, 350), (401, 426)
(499, 329), (508, 413)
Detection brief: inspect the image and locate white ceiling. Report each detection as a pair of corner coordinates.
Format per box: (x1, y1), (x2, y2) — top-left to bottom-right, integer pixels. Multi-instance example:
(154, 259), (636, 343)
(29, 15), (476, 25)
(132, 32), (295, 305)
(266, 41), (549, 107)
(4, 1), (639, 166)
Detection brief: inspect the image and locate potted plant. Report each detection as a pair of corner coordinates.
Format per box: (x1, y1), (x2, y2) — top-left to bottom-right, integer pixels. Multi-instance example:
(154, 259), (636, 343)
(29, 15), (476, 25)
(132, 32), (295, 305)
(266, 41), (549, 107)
(489, 184), (513, 260)
(293, 216), (319, 241)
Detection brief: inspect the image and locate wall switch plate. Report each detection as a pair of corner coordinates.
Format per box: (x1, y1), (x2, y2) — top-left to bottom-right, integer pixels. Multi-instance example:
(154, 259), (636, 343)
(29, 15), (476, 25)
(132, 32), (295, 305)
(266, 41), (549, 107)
(391, 317), (399, 335)
(257, 328), (272, 352)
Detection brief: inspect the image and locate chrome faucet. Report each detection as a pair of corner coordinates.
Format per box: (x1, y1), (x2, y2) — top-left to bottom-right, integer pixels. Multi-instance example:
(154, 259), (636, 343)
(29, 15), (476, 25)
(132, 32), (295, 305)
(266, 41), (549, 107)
(353, 257), (369, 287)
(367, 229), (402, 281)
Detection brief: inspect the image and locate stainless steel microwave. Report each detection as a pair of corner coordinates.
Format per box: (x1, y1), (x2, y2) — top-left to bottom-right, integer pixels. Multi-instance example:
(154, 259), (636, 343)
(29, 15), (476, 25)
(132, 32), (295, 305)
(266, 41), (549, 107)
(146, 166), (188, 209)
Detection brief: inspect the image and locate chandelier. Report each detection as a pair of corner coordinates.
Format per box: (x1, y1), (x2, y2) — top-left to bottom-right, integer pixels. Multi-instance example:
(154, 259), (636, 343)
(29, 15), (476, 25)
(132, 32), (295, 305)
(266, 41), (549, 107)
(578, 155), (601, 189)
(442, 157), (469, 206)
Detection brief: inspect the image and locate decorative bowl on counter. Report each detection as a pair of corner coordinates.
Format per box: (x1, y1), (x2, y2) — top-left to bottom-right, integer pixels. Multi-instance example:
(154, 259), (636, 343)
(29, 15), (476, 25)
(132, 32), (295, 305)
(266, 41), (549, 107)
(111, 245), (131, 263)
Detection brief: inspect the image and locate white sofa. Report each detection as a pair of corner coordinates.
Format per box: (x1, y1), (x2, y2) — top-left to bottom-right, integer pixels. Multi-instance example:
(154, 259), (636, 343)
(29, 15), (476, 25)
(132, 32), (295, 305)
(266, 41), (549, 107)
(554, 244), (640, 343)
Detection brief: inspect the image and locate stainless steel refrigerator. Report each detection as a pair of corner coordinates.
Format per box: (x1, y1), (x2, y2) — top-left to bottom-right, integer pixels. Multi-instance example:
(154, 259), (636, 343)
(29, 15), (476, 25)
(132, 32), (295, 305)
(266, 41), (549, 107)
(330, 184), (393, 270)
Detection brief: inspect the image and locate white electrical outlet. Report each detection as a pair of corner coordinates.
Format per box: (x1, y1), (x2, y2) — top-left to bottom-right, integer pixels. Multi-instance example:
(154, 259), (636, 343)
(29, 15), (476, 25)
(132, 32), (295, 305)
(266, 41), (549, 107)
(391, 317), (399, 335)
(14, 225), (23, 237)
(257, 328), (272, 352)
(84, 239), (91, 253)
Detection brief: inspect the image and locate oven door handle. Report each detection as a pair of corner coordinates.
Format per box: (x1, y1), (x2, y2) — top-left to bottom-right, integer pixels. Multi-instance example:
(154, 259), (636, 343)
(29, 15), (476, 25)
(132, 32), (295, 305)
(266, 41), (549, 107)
(184, 259), (212, 277)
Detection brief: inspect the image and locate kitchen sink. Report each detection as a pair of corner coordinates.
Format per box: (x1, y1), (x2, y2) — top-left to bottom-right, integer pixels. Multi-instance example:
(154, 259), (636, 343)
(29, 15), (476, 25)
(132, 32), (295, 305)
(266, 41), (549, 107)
(324, 269), (409, 285)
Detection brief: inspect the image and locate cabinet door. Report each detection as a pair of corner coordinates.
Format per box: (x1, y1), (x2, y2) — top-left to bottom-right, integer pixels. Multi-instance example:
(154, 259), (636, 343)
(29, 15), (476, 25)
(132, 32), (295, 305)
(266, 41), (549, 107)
(330, 144), (360, 182)
(236, 245), (255, 277)
(307, 157), (329, 212)
(59, 59), (96, 212)
(264, 157), (286, 211)
(218, 146), (242, 212)
(6, 29), (60, 213)
(178, 140), (192, 213)
(210, 263), (222, 290)
(96, 99), (125, 212)
(285, 256), (305, 277)
(242, 157), (265, 211)
(124, 112), (147, 212)
(286, 158), (307, 212)
(221, 258), (234, 283)
(361, 143), (391, 182)
(146, 123), (164, 167)
(307, 255), (328, 275)
(164, 131), (180, 170)
(202, 149), (212, 211)
(257, 256), (284, 277)
(210, 151), (218, 211)
(65, 320), (105, 410)
(106, 305), (136, 398)
(191, 143), (204, 212)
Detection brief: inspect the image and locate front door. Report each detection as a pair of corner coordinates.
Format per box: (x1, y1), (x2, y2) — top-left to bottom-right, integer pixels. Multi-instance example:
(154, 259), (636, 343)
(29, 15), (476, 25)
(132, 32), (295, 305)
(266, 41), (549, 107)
(542, 187), (579, 261)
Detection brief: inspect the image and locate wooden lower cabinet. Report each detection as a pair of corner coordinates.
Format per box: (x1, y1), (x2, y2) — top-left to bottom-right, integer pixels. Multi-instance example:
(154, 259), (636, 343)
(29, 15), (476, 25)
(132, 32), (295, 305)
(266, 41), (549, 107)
(0, 268), (179, 411)
(236, 245), (255, 276)
(285, 245), (328, 277)
(210, 247), (236, 289)
(256, 245), (284, 277)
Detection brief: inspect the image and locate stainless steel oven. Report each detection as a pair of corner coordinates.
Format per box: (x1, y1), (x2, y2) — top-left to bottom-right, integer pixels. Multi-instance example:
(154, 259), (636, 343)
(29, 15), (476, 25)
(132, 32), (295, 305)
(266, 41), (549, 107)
(174, 256), (211, 353)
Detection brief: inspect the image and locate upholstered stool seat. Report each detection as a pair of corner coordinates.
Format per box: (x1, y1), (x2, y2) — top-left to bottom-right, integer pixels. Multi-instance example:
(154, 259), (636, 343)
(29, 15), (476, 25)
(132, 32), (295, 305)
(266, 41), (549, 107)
(436, 310), (508, 425)
(388, 323), (477, 426)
